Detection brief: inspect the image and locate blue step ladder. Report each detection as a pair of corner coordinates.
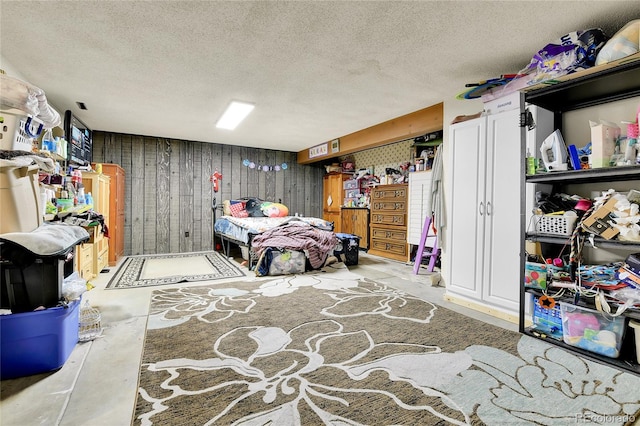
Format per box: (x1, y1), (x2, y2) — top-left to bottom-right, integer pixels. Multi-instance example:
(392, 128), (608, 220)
(413, 215), (439, 274)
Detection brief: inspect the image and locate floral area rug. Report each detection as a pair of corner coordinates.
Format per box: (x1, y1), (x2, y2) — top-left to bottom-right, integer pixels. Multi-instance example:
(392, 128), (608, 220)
(134, 265), (640, 425)
(106, 251), (245, 289)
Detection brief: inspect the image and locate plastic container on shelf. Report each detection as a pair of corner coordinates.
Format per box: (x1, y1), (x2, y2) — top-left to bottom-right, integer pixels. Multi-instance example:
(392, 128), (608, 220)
(524, 262), (548, 289)
(560, 302), (626, 358)
(343, 179), (360, 190)
(533, 213), (578, 236)
(56, 198), (74, 211)
(0, 162), (43, 234)
(532, 296), (563, 340)
(0, 108), (44, 152)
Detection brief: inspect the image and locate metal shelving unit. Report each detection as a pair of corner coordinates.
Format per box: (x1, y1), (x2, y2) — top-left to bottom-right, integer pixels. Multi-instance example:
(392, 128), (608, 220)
(519, 53), (640, 376)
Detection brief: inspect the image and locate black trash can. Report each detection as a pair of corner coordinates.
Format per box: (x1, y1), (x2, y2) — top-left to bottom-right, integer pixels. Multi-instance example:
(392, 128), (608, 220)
(334, 233), (360, 266)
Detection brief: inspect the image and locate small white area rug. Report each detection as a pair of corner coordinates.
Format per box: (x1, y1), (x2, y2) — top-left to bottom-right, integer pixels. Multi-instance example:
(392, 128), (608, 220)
(106, 251), (245, 289)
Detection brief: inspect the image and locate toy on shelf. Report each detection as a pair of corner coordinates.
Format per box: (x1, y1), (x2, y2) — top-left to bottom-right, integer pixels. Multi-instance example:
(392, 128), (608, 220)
(560, 302), (626, 358)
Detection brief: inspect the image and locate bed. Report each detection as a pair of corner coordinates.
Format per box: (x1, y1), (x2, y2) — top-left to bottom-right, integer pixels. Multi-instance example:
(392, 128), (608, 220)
(214, 214), (336, 274)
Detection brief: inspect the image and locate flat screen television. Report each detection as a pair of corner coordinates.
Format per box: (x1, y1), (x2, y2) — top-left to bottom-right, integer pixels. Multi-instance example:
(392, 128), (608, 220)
(64, 110), (92, 166)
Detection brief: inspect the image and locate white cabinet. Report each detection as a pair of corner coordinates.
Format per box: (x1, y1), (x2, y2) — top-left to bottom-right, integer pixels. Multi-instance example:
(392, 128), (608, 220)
(445, 107), (522, 319)
(407, 171), (433, 246)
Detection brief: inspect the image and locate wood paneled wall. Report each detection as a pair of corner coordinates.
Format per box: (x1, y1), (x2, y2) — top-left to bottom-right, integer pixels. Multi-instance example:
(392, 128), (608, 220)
(92, 132), (325, 257)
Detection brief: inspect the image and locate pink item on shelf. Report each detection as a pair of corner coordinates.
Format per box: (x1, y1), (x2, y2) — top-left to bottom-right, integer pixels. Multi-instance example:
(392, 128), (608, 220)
(563, 311), (600, 337)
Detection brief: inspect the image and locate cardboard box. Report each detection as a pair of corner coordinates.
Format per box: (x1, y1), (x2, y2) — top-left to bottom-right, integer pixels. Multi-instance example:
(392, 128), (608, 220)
(581, 198), (620, 239)
(590, 121), (620, 168)
(483, 91), (521, 114)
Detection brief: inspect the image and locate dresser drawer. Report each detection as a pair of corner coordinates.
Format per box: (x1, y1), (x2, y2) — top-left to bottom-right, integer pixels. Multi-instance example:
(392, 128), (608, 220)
(95, 232), (108, 254)
(370, 238), (407, 257)
(371, 187), (407, 200)
(76, 243), (94, 280)
(95, 246), (109, 273)
(371, 213), (406, 226)
(371, 201), (406, 212)
(370, 226), (406, 241)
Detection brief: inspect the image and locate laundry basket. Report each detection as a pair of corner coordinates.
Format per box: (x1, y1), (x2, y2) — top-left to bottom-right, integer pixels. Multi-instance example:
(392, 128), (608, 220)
(0, 108), (44, 152)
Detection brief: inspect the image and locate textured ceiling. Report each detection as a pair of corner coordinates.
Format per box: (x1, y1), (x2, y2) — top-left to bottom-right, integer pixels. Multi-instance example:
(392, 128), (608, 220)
(1, 1), (638, 152)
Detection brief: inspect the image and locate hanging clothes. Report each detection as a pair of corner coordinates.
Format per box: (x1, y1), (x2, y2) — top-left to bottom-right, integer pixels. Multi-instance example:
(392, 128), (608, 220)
(427, 146), (445, 250)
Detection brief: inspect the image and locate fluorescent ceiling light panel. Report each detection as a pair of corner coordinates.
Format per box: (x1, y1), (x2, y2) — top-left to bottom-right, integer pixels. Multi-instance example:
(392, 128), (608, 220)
(216, 101), (255, 130)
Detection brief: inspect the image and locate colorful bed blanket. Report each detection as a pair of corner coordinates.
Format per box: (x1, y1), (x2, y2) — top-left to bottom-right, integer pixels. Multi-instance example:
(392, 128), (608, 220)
(251, 221), (337, 269)
(214, 215), (333, 244)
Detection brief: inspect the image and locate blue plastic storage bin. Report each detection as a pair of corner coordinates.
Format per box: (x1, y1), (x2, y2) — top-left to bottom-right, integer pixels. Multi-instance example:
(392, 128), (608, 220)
(532, 296), (563, 340)
(1, 299), (80, 380)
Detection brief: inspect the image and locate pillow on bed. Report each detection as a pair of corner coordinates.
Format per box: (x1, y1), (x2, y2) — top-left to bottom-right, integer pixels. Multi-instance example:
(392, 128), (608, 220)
(245, 198), (266, 217)
(260, 202), (289, 217)
(229, 201), (249, 218)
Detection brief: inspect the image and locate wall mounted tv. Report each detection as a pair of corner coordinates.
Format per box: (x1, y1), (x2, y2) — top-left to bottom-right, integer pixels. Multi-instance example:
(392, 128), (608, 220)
(64, 110), (93, 166)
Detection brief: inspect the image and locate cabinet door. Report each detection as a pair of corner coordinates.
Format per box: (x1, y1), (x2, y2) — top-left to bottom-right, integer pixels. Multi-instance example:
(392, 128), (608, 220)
(342, 209), (369, 249)
(482, 108), (521, 311)
(353, 209), (369, 249)
(323, 174), (344, 214)
(340, 209), (354, 235)
(407, 171), (433, 245)
(324, 210), (341, 233)
(447, 117), (486, 299)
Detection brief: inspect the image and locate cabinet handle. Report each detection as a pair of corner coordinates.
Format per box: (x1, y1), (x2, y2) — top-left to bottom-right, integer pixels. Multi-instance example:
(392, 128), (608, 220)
(479, 202), (485, 216)
(486, 202), (492, 216)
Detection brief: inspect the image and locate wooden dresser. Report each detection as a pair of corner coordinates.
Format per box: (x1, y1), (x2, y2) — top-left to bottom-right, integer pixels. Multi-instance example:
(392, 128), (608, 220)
(368, 184), (408, 262)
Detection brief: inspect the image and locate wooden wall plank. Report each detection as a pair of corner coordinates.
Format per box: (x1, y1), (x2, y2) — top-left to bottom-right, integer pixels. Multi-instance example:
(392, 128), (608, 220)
(238, 146), (249, 197)
(201, 143), (213, 251)
(119, 134), (133, 258)
(220, 144), (232, 204)
(288, 151), (298, 214)
(247, 147), (258, 198)
(92, 132), (104, 160)
(274, 151), (283, 204)
(156, 138), (171, 254)
(257, 149), (266, 198)
(192, 143), (203, 252)
(180, 141), (194, 253)
(130, 135), (145, 256)
(104, 132), (121, 165)
(143, 137), (158, 254)
(169, 140), (181, 254)
(265, 149), (275, 202)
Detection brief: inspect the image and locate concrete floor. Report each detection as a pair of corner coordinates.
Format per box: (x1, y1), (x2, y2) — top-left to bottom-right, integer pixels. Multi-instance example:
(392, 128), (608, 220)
(0, 251), (517, 426)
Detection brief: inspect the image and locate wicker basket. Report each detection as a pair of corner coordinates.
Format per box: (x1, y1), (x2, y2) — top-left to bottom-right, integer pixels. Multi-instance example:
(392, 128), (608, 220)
(78, 300), (102, 342)
(534, 214), (578, 236)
